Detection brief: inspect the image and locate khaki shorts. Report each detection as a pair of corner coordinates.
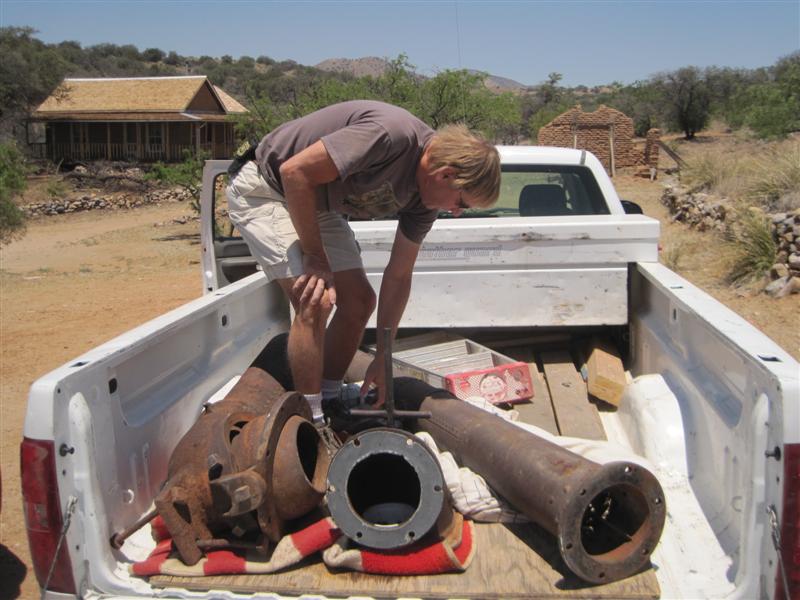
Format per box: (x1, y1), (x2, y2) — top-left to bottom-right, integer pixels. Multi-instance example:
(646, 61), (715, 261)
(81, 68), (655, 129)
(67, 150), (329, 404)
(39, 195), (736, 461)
(225, 162), (363, 280)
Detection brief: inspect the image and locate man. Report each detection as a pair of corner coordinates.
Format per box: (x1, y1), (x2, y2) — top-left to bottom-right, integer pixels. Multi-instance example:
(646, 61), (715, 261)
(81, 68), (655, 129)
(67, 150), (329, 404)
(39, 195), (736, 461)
(226, 100), (500, 419)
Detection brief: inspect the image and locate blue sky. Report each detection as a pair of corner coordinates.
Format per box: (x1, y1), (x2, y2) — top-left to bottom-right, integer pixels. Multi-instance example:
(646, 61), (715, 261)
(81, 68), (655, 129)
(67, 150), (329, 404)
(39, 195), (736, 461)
(1, 0), (798, 87)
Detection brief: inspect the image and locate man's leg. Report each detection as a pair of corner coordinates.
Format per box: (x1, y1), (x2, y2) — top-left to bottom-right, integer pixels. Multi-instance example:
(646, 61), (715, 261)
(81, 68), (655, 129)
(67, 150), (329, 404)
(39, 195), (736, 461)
(277, 276), (334, 396)
(323, 268), (377, 381)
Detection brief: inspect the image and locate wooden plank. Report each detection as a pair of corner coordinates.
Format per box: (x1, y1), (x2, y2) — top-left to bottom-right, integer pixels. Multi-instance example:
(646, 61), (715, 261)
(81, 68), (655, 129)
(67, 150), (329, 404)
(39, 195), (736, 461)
(151, 522), (659, 598)
(586, 338), (627, 407)
(541, 351), (606, 440)
(503, 346), (559, 435)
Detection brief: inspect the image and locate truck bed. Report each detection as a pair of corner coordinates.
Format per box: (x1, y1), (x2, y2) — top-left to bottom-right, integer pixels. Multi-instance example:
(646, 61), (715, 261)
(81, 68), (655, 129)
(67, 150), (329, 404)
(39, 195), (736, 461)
(150, 522), (659, 598)
(148, 334), (659, 599)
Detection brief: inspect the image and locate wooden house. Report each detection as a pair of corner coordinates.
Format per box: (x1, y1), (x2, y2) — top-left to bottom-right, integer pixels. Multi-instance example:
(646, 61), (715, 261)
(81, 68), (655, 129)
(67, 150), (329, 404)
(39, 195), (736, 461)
(28, 76), (248, 162)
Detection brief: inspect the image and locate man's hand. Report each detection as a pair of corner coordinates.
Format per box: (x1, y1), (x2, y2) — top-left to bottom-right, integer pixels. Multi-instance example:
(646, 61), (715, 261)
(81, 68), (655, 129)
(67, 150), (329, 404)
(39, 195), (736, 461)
(295, 253), (336, 306)
(360, 355), (386, 407)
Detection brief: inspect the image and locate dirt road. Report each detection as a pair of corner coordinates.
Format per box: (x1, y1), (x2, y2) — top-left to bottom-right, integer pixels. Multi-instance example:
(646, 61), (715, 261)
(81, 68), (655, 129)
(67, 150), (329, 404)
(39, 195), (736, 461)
(1, 203), (200, 599)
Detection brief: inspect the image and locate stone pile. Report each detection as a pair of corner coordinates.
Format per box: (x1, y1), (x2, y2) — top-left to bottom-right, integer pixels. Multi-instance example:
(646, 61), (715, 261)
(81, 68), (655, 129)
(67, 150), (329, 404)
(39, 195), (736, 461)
(25, 187), (191, 217)
(661, 185), (800, 296)
(661, 187), (729, 232)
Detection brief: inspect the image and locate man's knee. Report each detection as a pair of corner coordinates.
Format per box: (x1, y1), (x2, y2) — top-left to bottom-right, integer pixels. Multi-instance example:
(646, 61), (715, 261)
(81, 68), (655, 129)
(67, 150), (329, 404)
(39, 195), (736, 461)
(338, 281), (376, 324)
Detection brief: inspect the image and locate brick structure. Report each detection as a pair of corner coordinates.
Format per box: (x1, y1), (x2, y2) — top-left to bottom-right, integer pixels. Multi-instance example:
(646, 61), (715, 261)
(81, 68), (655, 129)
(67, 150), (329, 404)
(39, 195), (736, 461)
(643, 128), (661, 169)
(537, 105), (659, 176)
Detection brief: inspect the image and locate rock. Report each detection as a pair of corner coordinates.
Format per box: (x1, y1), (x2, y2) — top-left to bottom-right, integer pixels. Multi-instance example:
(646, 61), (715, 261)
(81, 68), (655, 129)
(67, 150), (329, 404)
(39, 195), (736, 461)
(788, 254), (800, 268)
(776, 277), (800, 298)
(771, 263), (790, 279)
(765, 276), (788, 296)
(772, 213), (787, 224)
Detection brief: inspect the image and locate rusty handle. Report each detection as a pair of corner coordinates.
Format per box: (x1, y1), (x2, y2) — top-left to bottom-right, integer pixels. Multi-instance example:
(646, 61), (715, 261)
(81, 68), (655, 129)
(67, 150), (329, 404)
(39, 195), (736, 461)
(109, 507), (158, 550)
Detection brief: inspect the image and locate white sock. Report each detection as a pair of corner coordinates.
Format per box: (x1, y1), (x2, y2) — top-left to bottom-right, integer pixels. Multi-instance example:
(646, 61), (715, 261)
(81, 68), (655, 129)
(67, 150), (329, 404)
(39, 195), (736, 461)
(304, 392), (323, 422)
(321, 379), (343, 400)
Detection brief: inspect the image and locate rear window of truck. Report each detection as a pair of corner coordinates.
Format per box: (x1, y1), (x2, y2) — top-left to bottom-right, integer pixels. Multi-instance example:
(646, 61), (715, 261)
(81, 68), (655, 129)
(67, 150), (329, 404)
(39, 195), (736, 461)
(451, 164), (610, 218)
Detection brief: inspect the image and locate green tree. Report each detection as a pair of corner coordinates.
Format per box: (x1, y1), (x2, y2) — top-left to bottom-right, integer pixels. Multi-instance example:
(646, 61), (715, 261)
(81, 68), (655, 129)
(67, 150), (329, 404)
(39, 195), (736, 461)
(145, 150), (209, 213)
(0, 141), (28, 244)
(731, 52), (800, 138)
(654, 67), (711, 139)
(142, 48), (165, 62)
(0, 27), (68, 133)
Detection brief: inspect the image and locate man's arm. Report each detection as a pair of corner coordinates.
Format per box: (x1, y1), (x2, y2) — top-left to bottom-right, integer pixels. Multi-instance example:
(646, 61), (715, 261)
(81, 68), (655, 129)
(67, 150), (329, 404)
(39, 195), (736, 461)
(360, 227), (421, 404)
(279, 140), (340, 303)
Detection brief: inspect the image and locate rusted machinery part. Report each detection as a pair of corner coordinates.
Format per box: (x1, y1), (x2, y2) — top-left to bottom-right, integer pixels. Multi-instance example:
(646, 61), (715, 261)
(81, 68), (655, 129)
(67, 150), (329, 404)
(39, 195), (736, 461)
(272, 415), (332, 520)
(228, 391), (327, 542)
(326, 427), (452, 550)
(109, 506), (158, 550)
(209, 366), (287, 415)
(392, 377), (667, 584)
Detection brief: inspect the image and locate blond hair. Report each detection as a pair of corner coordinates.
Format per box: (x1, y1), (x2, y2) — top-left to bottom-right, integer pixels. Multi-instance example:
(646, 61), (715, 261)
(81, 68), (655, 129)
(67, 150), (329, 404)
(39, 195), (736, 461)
(426, 124), (501, 208)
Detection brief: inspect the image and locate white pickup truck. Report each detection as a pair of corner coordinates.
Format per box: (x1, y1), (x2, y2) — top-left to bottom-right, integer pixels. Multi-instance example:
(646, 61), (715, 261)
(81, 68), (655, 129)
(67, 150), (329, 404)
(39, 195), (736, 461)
(21, 146), (798, 599)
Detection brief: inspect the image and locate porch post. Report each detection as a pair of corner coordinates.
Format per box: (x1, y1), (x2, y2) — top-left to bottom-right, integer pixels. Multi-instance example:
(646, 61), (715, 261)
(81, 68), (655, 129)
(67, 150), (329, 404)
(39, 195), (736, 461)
(164, 122), (170, 161)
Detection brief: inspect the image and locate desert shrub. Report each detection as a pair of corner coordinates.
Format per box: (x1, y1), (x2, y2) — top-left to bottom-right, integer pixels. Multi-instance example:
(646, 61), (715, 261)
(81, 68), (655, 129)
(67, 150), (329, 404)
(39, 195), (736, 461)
(145, 150), (208, 213)
(680, 151), (735, 193)
(726, 208), (777, 284)
(0, 141), (27, 244)
(46, 179), (69, 198)
(746, 143), (800, 211)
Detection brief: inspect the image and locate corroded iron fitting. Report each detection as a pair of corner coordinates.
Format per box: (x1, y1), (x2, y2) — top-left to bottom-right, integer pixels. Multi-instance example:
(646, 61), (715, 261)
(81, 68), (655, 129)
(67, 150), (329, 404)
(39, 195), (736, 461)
(325, 427), (452, 550)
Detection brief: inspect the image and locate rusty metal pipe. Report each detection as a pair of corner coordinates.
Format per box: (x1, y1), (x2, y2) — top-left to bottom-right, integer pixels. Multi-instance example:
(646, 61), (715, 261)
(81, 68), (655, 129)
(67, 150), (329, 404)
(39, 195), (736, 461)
(392, 377), (666, 584)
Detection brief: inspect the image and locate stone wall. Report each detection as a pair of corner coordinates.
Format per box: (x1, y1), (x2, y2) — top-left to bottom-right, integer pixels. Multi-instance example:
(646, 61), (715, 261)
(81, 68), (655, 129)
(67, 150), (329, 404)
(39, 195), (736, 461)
(537, 105), (650, 173)
(661, 185), (800, 296)
(24, 187), (191, 217)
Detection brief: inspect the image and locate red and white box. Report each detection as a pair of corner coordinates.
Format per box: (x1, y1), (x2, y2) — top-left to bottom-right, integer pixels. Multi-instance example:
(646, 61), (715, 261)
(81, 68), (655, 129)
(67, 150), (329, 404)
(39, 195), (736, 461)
(445, 362), (533, 405)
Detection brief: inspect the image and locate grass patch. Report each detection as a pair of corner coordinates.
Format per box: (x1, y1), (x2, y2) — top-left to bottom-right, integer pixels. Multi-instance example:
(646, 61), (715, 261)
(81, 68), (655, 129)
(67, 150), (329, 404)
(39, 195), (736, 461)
(726, 207), (777, 284)
(45, 179), (69, 199)
(746, 142), (800, 212)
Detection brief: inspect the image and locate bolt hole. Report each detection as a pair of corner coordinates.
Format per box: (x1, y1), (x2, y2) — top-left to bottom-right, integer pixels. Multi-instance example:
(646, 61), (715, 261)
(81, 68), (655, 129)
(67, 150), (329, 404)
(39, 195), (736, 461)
(353, 439), (361, 447)
(108, 378), (118, 394)
(654, 497), (662, 505)
(566, 543), (573, 550)
(598, 572), (605, 579)
(408, 531), (415, 539)
(579, 489), (586, 496)
(434, 485), (442, 492)
(356, 532), (362, 538)
(221, 315), (228, 327)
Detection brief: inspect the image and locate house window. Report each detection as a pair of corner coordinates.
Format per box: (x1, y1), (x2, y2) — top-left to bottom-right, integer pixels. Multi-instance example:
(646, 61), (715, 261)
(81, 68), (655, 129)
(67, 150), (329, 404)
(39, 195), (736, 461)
(148, 124), (163, 146)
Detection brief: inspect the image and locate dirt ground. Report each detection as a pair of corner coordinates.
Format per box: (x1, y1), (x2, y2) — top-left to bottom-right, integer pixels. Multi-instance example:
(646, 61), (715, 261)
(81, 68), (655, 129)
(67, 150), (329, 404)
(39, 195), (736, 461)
(1, 170), (798, 599)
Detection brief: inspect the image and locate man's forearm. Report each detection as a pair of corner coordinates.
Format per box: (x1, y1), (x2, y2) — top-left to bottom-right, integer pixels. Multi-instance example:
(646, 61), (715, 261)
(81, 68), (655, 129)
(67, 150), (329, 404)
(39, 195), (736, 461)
(282, 175), (326, 259)
(374, 272), (412, 355)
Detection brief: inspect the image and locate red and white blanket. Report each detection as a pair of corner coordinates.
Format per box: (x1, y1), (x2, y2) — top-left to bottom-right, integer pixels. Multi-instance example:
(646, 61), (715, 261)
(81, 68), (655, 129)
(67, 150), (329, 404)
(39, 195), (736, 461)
(132, 513), (475, 577)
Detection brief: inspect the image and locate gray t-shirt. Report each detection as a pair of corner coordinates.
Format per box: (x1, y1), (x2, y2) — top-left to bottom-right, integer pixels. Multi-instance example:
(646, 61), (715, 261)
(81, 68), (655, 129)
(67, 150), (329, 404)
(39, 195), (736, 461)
(255, 100), (438, 244)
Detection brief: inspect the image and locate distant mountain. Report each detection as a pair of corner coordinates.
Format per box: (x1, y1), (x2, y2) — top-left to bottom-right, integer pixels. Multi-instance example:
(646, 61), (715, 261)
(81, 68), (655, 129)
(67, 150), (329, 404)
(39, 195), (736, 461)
(468, 70), (530, 93)
(314, 57), (391, 79)
(315, 57), (530, 93)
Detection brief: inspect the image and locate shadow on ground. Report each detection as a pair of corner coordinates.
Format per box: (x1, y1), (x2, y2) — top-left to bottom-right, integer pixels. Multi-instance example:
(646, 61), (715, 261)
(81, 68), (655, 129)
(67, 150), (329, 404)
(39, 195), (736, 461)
(0, 545), (27, 599)
(153, 233), (200, 244)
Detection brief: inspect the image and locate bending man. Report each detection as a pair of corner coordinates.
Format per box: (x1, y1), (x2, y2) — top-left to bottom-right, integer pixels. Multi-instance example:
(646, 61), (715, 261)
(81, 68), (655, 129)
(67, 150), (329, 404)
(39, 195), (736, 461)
(226, 100), (500, 418)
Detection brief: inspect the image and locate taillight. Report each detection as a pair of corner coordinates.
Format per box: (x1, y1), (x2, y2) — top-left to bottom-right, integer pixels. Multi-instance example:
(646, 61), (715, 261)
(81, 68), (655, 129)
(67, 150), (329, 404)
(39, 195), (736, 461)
(20, 437), (76, 595)
(776, 443), (800, 600)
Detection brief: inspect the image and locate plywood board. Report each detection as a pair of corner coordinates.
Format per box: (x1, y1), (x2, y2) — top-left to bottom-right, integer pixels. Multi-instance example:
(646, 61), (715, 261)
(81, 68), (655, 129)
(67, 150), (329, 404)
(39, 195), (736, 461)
(151, 522), (659, 598)
(540, 351), (606, 440)
(500, 346), (559, 435)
